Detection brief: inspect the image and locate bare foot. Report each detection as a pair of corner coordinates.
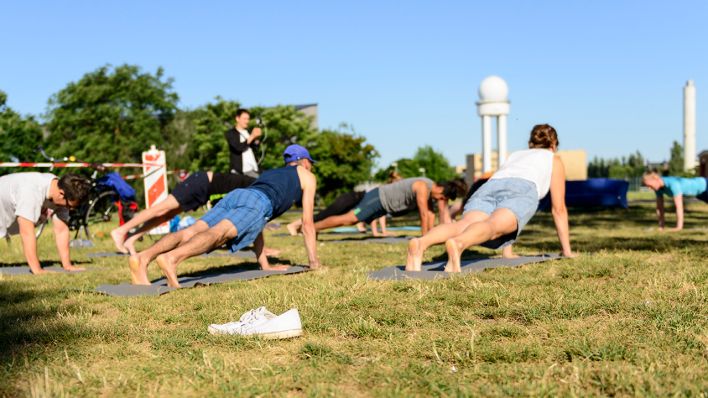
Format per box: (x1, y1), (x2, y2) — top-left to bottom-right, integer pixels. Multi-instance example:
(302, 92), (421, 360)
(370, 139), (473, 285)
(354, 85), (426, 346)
(111, 228), (129, 254)
(128, 254), (151, 285)
(263, 247), (281, 257)
(444, 239), (462, 273)
(405, 238), (423, 271)
(286, 222), (300, 236)
(156, 254), (180, 288)
(124, 234), (140, 256)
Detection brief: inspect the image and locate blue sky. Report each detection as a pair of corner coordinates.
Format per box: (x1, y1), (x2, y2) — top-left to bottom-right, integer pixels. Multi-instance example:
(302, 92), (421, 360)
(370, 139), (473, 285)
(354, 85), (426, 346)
(1, 1), (706, 169)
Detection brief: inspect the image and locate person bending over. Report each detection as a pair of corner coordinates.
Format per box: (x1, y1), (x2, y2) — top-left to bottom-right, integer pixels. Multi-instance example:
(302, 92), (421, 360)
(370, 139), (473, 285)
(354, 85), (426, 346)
(111, 172), (255, 254)
(313, 177), (466, 235)
(406, 124), (575, 272)
(128, 145), (320, 287)
(642, 171), (708, 231)
(0, 173), (90, 274)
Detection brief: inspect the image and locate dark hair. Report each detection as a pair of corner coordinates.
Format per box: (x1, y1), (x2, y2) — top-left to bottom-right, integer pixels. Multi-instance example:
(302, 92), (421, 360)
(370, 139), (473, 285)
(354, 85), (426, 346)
(58, 174), (91, 203)
(439, 179), (468, 200)
(235, 108), (250, 118)
(528, 124), (559, 149)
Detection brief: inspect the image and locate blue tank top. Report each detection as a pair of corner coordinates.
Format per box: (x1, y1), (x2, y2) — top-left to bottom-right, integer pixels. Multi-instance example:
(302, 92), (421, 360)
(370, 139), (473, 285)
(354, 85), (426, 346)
(250, 166), (303, 219)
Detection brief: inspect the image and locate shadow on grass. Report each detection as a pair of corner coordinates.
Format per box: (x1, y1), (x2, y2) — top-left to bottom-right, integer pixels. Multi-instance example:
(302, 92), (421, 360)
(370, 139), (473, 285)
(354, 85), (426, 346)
(174, 257), (299, 279)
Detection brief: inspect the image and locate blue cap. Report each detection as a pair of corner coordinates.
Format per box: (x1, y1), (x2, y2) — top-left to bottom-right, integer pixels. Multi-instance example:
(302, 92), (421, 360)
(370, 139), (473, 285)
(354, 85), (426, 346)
(283, 144), (315, 164)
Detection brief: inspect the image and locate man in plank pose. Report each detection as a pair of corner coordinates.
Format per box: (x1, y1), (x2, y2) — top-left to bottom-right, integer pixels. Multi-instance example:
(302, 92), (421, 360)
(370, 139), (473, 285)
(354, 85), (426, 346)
(111, 172), (255, 254)
(128, 145), (321, 287)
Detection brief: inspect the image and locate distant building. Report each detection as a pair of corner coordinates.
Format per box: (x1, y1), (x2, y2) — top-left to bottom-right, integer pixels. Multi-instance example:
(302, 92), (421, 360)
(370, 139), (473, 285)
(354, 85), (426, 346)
(294, 103), (318, 130)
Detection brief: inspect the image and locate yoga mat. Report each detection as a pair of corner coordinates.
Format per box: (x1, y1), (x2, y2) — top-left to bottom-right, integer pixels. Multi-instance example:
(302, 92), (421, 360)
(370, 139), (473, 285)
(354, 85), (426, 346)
(330, 225), (420, 234)
(328, 236), (412, 244)
(0, 266), (87, 275)
(86, 250), (255, 259)
(95, 265), (309, 297)
(368, 255), (559, 281)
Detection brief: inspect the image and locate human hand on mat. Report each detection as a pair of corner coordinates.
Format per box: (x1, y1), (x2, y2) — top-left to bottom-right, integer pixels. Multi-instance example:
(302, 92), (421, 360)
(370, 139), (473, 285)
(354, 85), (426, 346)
(262, 264), (290, 271)
(62, 264), (85, 272)
(562, 251), (578, 259)
(31, 268), (56, 275)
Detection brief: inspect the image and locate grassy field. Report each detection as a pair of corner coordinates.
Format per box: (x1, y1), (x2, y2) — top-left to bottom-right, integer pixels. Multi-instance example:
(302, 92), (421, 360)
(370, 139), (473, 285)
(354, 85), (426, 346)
(1, 199), (707, 397)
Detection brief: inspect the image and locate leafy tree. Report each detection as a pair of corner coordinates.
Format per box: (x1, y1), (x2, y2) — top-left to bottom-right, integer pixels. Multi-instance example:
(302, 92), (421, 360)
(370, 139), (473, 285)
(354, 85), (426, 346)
(588, 150), (646, 178)
(181, 98), (241, 172)
(308, 130), (378, 201)
(0, 90), (44, 173)
(667, 141), (684, 175)
(44, 64), (179, 164)
(377, 146), (456, 182)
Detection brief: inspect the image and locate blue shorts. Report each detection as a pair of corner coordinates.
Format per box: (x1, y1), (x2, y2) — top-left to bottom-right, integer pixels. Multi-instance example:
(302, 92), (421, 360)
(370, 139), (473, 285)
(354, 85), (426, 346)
(352, 188), (387, 223)
(200, 188), (273, 252)
(463, 178), (538, 249)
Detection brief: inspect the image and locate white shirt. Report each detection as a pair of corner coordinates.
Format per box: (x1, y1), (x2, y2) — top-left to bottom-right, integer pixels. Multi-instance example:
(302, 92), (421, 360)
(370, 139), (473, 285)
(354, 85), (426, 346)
(237, 128), (259, 173)
(0, 173), (67, 237)
(490, 149), (554, 199)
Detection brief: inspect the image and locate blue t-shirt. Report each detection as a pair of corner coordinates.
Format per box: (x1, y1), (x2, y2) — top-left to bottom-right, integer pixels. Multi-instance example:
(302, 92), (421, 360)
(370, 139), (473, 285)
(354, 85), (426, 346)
(657, 177), (708, 198)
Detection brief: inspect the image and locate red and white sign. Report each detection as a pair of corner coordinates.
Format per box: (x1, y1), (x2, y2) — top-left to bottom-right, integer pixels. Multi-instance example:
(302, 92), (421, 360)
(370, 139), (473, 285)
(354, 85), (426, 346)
(142, 145), (169, 234)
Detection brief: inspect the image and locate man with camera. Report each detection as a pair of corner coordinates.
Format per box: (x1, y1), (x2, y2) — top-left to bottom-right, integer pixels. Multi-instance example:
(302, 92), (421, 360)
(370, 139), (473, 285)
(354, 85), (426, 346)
(225, 108), (262, 178)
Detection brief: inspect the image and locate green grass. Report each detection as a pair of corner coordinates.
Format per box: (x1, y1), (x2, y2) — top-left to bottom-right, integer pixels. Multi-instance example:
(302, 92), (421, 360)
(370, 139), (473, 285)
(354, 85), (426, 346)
(1, 200), (707, 397)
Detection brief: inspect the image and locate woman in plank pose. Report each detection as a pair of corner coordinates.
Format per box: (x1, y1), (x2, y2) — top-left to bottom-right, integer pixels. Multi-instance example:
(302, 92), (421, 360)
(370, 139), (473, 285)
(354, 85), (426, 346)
(406, 124), (575, 272)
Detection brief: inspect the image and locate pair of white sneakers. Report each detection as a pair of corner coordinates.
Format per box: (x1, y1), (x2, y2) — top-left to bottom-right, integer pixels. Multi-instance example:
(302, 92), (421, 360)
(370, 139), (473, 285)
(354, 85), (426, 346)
(208, 307), (303, 339)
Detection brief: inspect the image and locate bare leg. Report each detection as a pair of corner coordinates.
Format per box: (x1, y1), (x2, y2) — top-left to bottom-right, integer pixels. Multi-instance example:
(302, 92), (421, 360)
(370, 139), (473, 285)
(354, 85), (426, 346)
(157, 220), (238, 288)
(124, 208), (182, 255)
(357, 222), (367, 233)
(286, 219), (302, 236)
(370, 219), (379, 236)
(501, 245), (518, 259)
(406, 211), (489, 271)
(378, 216), (392, 236)
(314, 211), (359, 232)
(128, 220), (208, 285)
(111, 195), (181, 253)
(444, 209), (517, 272)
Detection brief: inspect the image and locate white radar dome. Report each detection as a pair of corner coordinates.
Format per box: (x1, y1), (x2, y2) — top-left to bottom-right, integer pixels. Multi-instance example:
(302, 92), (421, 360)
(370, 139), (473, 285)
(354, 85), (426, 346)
(478, 76), (509, 102)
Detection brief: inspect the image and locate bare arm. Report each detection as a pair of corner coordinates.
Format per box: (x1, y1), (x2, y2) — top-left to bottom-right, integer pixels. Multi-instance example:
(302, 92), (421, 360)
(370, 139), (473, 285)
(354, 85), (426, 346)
(299, 168), (321, 268)
(549, 156), (574, 257)
(671, 195), (684, 231)
(413, 182), (432, 234)
(52, 215), (82, 271)
(655, 195), (665, 229)
(18, 216), (45, 274)
(437, 199), (452, 224)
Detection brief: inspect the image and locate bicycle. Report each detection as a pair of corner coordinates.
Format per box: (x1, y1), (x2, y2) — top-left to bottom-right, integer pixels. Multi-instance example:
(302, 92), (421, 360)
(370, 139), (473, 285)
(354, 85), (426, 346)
(35, 148), (138, 240)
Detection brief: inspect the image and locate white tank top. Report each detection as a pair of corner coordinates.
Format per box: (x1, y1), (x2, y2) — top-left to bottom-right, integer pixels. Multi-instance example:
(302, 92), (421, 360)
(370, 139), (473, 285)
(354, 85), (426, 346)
(490, 149), (554, 199)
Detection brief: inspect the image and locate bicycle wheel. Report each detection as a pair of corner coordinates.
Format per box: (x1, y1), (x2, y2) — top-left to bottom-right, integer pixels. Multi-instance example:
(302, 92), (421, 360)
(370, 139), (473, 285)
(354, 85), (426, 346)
(84, 190), (119, 238)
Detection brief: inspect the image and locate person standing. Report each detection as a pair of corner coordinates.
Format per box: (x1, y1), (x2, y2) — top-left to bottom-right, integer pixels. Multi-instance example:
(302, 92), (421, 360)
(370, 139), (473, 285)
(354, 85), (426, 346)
(225, 108), (261, 178)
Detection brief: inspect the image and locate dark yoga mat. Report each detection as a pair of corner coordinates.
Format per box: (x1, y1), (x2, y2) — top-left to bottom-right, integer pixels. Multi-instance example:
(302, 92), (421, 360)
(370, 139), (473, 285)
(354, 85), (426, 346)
(328, 236), (412, 244)
(0, 266), (87, 275)
(86, 250), (255, 259)
(368, 255), (559, 281)
(95, 265), (309, 297)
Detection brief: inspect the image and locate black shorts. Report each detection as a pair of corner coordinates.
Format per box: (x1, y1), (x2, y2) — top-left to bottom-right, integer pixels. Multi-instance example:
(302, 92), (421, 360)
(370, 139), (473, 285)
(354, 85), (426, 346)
(314, 191), (365, 223)
(172, 172), (210, 211)
(352, 188), (387, 223)
(698, 178), (708, 203)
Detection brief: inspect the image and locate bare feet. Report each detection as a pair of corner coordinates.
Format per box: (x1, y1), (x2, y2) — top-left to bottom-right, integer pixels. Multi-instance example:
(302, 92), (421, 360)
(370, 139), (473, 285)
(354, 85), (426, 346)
(444, 239), (463, 273)
(111, 228), (128, 254)
(263, 247), (282, 257)
(405, 238), (423, 271)
(286, 221), (301, 236)
(156, 254), (180, 288)
(128, 254), (151, 285)
(124, 234), (140, 256)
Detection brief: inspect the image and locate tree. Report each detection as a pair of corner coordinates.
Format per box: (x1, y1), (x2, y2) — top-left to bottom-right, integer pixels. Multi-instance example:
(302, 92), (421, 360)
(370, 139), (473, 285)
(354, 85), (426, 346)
(0, 90), (44, 174)
(377, 146), (456, 183)
(308, 130), (378, 201)
(668, 141), (684, 175)
(44, 64), (179, 164)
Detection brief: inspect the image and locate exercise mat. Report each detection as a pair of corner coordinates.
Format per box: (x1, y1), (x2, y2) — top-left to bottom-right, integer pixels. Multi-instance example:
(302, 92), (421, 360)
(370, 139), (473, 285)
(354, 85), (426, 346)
(328, 236), (412, 244)
(0, 266), (87, 275)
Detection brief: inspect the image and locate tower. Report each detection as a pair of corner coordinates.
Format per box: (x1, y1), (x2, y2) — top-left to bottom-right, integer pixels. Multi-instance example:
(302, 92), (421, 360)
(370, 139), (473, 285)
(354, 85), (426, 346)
(477, 76), (510, 173)
(684, 80), (696, 171)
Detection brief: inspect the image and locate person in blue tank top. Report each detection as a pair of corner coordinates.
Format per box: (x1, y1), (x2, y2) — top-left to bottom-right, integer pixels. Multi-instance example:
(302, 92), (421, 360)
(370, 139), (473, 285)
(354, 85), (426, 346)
(128, 145), (321, 288)
(642, 171), (708, 231)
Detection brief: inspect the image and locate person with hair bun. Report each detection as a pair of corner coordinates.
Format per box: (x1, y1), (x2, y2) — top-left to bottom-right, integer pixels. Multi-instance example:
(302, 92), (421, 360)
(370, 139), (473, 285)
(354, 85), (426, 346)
(406, 124), (575, 272)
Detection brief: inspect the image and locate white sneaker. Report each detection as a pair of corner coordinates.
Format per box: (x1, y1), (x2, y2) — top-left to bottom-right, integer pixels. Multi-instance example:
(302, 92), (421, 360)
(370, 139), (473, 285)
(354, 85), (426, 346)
(208, 308), (303, 339)
(208, 306), (276, 335)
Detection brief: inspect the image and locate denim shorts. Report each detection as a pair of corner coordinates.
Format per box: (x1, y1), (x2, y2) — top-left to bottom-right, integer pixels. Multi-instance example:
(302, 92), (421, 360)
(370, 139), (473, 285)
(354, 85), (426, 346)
(463, 177), (538, 249)
(352, 188), (387, 223)
(200, 188), (273, 252)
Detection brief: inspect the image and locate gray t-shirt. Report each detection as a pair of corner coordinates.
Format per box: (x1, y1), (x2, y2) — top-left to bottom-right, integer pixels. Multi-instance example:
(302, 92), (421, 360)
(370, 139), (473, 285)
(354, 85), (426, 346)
(0, 172), (67, 237)
(378, 177), (433, 214)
